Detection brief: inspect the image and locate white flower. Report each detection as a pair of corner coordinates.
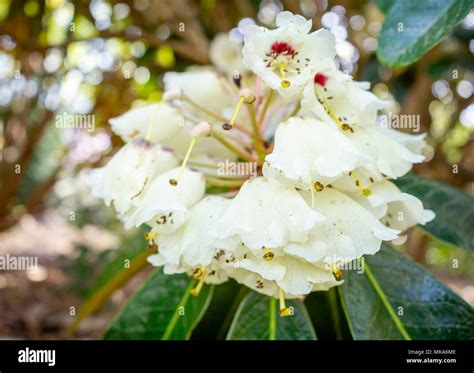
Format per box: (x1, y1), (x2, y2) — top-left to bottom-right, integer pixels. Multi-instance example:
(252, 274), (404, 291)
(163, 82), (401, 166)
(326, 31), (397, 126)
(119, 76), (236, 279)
(225, 267), (281, 297)
(89, 139), (178, 215)
(218, 177), (325, 250)
(242, 11), (336, 97)
(153, 196), (239, 267)
(147, 253), (231, 285)
(263, 116), (368, 189)
(361, 180), (435, 231)
(122, 167), (205, 231)
(231, 252), (340, 296)
(301, 62), (386, 129)
(109, 103), (185, 144)
(163, 69), (234, 118)
(284, 188), (399, 265)
(210, 33), (246, 78)
(347, 125), (426, 178)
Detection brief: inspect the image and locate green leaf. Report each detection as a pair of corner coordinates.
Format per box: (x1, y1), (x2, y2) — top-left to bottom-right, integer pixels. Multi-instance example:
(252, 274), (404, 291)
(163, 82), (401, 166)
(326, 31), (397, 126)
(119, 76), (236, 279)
(376, 0), (395, 13)
(305, 288), (352, 340)
(226, 290), (316, 340)
(394, 173), (474, 252)
(103, 269), (214, 340)
(191, 280), (244, 340)
(377, 0), (472, 67)
(340, 244), (474, 340)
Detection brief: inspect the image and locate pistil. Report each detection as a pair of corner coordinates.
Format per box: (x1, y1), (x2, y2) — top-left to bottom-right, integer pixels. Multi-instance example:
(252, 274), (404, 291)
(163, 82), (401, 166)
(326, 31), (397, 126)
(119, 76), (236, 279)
(191, 267), (206, 296)
(315, 85), (353, 133)
(279, 288), (292, 317)
(222, 96), (245, 131)
(169, 121), (211, 186)
(279, 61), (291, 88)
(349, 171), (372, 196)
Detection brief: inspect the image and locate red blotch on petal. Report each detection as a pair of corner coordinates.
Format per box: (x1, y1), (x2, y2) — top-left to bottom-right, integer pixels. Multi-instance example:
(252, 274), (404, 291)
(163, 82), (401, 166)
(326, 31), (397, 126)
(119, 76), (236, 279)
(314, 73), (328, 86)
(270, 42), (296, 57)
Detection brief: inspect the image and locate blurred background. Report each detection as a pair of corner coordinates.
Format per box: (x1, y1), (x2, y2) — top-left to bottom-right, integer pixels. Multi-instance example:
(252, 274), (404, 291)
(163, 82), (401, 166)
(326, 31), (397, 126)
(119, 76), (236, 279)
(0, 0), (473, 339)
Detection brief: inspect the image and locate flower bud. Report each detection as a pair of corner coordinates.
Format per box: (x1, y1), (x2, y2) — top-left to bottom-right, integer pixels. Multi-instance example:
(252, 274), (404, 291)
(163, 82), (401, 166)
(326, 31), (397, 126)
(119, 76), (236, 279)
(163, 89), (182, 102)
(239, 88), (256, 104)
(191, 121), (212, 138)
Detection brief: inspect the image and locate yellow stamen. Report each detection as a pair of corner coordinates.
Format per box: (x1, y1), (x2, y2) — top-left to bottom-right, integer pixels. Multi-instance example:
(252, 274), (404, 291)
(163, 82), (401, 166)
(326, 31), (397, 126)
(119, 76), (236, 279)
(313, 180), (324, 192)
(316, 87), (353, 132)
(263, 248), (275, 261)
(193, 266), (204, 279)
(191, 270), (206, 297)
(349, 171), (372, 196)
(144, 231), (156, 241)
(279, 288), (291, 317)
(279, 61), (290, 88)
(169, 137), (197, 186)
(332, 265), (343, 280)
(223, 96), (245, 130)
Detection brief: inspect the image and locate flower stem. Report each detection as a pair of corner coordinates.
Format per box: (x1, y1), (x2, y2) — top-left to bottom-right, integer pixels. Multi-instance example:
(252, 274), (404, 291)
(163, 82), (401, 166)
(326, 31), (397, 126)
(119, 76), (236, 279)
(182, 94), (252, 137)
(287, 100), (301, 119)
(246, 103), (267, 159)
(269, 296), (277, 340)
(211, 130), (256, 162)
(257, 90), (274, 126)
(205, 176), (247, 188)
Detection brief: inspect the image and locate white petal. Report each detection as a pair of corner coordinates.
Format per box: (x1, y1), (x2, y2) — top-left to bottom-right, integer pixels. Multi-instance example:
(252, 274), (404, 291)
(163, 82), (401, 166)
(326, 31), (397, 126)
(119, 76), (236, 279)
(293, 187), (399, 263)
(275, 256), (337, 296)
(276, 11), (312, 33)
(123, 167), (205, 231)
(348, 126), (425, 178)
(263, 117), (367, 188)
(210, 33), (245, 76)
(301, 67), (386, 128)
(109, 103), (185, 144)
(156, 196), (239, 266)
(89, 140), (178, 214)
(218, 177), (325, 250)
(237, 252), (286, 281)
(366, 180), (435, 231)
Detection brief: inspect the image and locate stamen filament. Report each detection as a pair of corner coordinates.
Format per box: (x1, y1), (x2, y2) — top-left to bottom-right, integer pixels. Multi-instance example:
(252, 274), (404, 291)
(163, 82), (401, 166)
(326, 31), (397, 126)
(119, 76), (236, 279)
(332, 265), (343, 280)
(191, 269), (206, 297)
(246, 103), (266, 158)
(279, 288), (291, 317)
(349, 171), (372, 196)
(279, 62), (290, 88)
(204, 176), (247, 188)
(169, 137), (196, 186)
(315, 87), (353, 133)
(258, 90), (274, 134)
(223, 96), (245, 130)
(181, 94), (252, 137)
(210, 130), (257, 162)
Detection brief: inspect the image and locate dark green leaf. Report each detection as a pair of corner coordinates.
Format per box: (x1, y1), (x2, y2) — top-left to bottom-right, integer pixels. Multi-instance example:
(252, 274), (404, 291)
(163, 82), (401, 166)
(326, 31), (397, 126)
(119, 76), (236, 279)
(340, 244), (474, 340)
(104, 269), (213, 340)
(376, 0), (395, 13)
(305, 288), (352, 340)
(191, 280), (244, 340)
(226, 290), (316, 340)
(394, 173), (474, 252)
(377, 0), (472, 67)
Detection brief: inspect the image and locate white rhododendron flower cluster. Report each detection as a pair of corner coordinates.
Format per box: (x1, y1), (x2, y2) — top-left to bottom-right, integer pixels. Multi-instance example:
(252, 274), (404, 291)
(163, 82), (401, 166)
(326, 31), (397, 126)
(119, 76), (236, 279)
(90, 12), (434, 316)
